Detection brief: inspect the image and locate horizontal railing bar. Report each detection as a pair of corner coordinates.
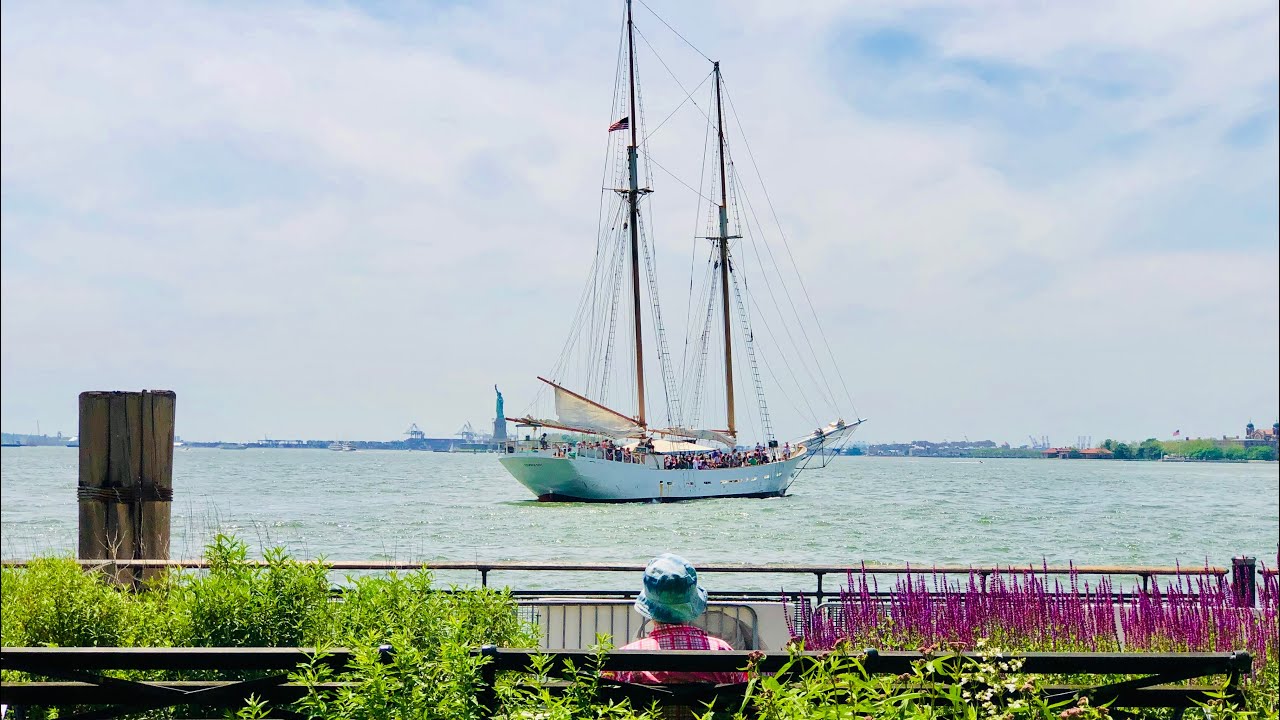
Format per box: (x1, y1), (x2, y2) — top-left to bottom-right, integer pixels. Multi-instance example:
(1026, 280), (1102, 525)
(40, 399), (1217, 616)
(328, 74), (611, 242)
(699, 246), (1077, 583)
(0, 680), (355, 705)
(0, 680), (1226, 710)
(476, 647), (1252, 675)
(4, 646), (1249, 675)
(511, 590), (1231, 599)
(1, 646), (358, 671)
(503, 680), (1228, 709)
(0, 559), (1231, 576)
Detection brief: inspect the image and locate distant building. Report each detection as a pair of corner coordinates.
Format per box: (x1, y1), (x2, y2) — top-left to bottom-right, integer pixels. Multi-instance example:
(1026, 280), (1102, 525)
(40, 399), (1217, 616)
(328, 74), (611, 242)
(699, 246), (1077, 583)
(1041, 447), (1113, 459)
(1244, 422), (1279, 448)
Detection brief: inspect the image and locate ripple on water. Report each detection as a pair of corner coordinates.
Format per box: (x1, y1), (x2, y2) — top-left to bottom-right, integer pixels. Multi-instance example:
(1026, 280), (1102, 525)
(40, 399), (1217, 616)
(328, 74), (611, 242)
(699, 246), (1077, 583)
(2, 450), (1277, 586)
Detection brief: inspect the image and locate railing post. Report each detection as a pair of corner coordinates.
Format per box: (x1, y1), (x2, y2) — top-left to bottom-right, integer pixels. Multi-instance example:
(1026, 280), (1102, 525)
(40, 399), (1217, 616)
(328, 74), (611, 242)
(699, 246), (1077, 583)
(1231, 556), (1257, 608)
(1226, 650), (1252, 706)
(477, 644), (498, 717)
(815, 572), (825, 604)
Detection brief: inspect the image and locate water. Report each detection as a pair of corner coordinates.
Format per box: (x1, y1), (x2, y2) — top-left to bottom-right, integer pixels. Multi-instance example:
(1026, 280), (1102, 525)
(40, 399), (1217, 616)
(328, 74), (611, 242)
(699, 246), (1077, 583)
(3, 447), (1276, 591)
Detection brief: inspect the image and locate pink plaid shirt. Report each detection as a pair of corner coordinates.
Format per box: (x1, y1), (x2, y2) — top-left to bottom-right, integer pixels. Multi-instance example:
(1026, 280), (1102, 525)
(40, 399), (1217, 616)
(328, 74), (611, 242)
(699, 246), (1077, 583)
(606, 623), (748, 684)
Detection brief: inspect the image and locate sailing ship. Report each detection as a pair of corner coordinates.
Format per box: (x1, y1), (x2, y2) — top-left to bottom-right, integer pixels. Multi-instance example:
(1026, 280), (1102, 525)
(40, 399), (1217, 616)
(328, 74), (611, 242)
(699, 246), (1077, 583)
(500, 0), (863, 502)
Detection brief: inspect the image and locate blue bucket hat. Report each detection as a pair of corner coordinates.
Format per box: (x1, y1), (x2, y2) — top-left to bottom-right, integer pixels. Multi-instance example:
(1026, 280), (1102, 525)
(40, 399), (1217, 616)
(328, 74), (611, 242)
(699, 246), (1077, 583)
(634, 553), (708, 624)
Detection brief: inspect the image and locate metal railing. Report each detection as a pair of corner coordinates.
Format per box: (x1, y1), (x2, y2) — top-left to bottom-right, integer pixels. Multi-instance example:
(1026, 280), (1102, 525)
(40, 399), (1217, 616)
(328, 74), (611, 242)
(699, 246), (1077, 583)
(520, 599), (759, 650)
(0, 558), (1252, 604)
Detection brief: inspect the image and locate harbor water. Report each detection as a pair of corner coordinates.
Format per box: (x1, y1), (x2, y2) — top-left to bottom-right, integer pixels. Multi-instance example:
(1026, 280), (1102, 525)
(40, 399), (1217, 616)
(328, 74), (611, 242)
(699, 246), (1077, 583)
(2, 447), (1276, 591)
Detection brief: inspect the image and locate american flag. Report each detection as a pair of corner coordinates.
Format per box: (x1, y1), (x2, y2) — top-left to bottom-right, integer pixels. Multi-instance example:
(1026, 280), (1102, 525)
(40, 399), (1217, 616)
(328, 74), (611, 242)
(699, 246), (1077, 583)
(608, 116), (629, 132)
(1173, 429), (1181, 437)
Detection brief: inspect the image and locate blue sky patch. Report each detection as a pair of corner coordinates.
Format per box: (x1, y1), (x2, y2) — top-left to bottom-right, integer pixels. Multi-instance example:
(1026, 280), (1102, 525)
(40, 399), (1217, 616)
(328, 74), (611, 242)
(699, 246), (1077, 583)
(856, 27), (929, 65)
(1225, 106), (1278, 148)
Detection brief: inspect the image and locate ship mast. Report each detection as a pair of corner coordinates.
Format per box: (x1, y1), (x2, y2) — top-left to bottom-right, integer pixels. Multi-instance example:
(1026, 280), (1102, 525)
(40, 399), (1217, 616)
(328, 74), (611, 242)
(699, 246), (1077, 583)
(625, 0), (647, 427)
(713, 61), (735, 438)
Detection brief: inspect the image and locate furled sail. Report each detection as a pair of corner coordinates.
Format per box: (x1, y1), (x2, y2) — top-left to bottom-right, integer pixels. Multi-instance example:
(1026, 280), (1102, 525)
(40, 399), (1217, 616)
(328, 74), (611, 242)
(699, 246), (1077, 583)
(661, 426), (737, 447)
(538, 377), (644, 437)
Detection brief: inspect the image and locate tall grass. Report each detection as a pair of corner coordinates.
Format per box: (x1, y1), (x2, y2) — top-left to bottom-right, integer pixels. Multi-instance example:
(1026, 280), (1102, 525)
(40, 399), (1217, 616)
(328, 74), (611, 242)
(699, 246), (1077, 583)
(786, 561), (1279, 672)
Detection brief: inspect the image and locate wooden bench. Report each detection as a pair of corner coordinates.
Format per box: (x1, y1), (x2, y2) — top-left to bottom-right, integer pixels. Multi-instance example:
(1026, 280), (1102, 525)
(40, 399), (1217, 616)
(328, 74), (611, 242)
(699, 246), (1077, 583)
(0, 645), (1253, 718)
(471, 646), (1254, 717)
(1, 646), (375, 719)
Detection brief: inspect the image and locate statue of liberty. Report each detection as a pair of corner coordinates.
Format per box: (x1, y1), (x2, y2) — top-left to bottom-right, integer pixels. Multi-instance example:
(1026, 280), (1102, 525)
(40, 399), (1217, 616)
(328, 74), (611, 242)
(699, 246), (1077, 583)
(493, 385), (507, 441)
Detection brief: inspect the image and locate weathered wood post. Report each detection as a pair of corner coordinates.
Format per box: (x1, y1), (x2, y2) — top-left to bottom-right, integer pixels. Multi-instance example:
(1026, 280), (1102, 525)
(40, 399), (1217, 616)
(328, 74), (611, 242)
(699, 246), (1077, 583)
(77, 390), (175, 585)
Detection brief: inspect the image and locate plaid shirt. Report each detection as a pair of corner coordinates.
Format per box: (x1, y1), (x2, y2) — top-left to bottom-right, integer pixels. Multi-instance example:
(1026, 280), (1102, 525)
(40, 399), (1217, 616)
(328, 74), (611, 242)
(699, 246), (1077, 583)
(606, 623), (748, 684)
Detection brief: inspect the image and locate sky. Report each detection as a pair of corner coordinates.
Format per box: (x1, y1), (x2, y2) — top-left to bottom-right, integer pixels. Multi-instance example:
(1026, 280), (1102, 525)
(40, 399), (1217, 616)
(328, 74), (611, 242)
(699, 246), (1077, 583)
(2, 0), (1277, 446)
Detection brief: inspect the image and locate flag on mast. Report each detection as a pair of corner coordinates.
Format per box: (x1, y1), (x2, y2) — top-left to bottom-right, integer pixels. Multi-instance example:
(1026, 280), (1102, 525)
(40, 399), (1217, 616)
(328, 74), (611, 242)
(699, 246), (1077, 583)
(608, 116), (629, 132)
(1172, 429), (1181, 437)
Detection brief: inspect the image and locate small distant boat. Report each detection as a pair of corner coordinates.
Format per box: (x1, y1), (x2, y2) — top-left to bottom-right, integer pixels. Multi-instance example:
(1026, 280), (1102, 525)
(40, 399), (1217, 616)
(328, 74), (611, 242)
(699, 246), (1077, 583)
(328, 442), (356, 452)
(1, 441), (22, 448)
(66, 437), (79, 448)
(218, 443), (248, 450)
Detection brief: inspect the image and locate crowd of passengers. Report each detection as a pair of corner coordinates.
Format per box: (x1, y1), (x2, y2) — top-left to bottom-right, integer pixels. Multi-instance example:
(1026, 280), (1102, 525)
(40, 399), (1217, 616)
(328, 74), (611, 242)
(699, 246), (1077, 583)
(545, 435), (792, 469)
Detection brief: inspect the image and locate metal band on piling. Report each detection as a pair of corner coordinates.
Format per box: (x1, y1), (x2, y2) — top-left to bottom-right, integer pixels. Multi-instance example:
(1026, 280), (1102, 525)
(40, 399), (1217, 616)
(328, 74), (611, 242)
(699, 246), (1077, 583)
(77, 486), (174, 502)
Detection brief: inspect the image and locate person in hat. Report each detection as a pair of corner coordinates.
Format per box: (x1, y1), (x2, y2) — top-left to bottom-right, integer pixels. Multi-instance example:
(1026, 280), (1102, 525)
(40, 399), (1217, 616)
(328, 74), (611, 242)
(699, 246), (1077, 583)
(607, 553), (748, 684)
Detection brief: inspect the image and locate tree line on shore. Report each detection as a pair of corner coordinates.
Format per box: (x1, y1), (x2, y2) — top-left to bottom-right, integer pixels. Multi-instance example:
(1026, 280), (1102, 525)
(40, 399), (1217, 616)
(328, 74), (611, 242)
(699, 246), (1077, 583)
(1100, 438), (1277, 461)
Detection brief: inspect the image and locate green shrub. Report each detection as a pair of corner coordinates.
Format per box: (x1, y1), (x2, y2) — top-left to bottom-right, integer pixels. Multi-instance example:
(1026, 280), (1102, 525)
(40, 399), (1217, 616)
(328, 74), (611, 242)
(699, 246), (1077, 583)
(0, 557), (146, 647)
(170, 535), (334, 647)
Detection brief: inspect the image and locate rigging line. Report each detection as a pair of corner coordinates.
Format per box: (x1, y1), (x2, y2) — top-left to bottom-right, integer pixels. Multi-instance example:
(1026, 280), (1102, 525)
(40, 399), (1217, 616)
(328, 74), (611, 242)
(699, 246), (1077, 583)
(642, 149), (717, 204)
(728, 155), (829, 419)
(679, 253), (715, 395)
(735, 170), (841, 422)
(739, 264), (821, 424)
(551, 199), (622, 384)
(554, 10), (630, 406)
(732, 172), (819, 425)
(682, 105), (714, 401)
(586, 203), (630, 393)
(572, 200), (626, 390)
(633, 25), (713, 131)
(636, 211), (680, 425)
(683, 251), (717, 425)
(635, 0), (713, 62)
(639, 69), (712, 147)
(722, 108), (840, 418)
(599, 223), (629, 404)
(730, 270), (773, 442)
(722, 79), (860, 419)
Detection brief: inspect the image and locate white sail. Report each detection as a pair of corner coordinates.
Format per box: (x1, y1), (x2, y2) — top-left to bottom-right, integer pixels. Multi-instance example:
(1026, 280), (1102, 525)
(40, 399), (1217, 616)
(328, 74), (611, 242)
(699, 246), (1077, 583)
(622, 438), (716, 453)
(553, 385), (643, 437)
(662, 426), (737, 447)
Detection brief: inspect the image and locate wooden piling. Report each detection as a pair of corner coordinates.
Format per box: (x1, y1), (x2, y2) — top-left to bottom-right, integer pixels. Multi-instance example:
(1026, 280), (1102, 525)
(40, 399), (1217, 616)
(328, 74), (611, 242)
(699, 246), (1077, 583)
(77, 390), (175, 586)
(139, 391), (176, 582)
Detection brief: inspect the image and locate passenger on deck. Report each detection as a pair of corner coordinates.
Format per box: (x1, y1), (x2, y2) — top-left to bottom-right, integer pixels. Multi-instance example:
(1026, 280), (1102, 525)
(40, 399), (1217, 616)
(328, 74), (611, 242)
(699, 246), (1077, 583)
(607, 554), (747, 685)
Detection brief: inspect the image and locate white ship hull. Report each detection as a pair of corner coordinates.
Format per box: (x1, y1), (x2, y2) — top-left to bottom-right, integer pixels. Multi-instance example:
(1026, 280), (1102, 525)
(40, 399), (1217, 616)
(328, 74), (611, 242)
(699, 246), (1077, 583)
(500, 450), (807, 502)
(500, 422), (859, 502)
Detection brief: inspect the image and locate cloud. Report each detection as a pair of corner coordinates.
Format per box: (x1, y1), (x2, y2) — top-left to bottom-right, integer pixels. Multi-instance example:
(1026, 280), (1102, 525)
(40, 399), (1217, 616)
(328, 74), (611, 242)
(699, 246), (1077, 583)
(2, 0), (1276, 444)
